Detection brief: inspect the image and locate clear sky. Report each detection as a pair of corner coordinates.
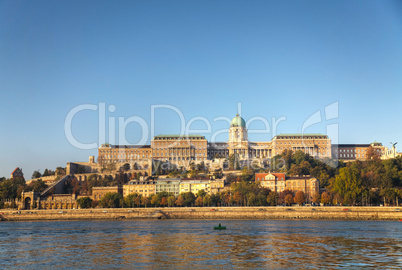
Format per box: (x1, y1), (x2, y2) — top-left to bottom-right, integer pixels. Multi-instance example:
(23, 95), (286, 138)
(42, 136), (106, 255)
(1, 0), (401, 179)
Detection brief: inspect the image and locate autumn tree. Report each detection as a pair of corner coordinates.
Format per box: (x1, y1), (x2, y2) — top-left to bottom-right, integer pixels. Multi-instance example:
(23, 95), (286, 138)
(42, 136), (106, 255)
(285, 194), (294, 206)
(195, 196), (203, 206)
(321, 191), (331, 205)
(312, 193), (321, 205)
(294, 191), (305, 205)
(161, 197), (168, 207)
(175, 195), (184, 207)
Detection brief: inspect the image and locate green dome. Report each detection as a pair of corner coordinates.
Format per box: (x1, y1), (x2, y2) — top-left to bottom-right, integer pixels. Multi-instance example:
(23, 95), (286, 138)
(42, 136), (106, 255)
(230, 114), (246, 127)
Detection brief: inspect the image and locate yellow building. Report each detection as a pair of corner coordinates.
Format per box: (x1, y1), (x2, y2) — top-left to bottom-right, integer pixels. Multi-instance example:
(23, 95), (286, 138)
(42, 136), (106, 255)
(179, 179), (210, 194)
(123, 180), (156, 197)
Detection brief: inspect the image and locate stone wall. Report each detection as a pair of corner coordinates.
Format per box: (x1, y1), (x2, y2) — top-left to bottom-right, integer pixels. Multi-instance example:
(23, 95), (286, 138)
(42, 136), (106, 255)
(1, 206), (401, 221)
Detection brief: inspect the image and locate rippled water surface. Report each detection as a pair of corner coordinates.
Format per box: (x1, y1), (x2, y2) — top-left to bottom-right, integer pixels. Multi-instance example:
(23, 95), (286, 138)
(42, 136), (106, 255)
(1, 219), (401, 269)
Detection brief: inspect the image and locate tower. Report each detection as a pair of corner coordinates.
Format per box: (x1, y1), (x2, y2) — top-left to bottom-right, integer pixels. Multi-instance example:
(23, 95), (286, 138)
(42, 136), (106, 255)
(228, 114), (249, 159)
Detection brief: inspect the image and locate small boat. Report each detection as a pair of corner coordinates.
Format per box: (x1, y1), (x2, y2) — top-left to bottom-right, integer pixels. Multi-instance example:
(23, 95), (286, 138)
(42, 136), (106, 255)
(214, 223), (226, 230)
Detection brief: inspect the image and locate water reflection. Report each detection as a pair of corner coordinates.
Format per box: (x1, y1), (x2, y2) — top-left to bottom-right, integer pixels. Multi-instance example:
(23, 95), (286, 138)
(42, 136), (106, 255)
(0, 220), (401, 269)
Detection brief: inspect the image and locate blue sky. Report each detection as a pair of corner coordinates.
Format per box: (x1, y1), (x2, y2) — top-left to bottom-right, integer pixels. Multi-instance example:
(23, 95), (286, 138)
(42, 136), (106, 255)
(1, 0), (401, 178)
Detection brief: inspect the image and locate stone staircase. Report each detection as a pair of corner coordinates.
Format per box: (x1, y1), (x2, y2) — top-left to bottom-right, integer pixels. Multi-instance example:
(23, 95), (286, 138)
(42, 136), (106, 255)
(40, 175), (71, 197)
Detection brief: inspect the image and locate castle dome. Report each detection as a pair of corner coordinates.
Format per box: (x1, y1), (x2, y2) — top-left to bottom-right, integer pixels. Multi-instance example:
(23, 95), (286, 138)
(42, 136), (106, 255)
(230, 114), (246, 127)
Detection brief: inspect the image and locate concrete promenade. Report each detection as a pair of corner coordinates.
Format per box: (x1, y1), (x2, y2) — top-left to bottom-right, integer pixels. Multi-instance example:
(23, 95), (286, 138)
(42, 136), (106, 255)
(1, 206), (402, 221)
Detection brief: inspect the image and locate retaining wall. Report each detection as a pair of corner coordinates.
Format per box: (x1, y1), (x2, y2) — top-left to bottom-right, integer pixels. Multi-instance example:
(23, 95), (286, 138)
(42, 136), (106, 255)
(1, 206), (402, 222)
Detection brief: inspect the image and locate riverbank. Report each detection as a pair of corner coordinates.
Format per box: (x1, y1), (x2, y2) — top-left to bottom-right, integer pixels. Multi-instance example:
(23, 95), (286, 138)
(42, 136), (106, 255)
(1, 206), (402, 221)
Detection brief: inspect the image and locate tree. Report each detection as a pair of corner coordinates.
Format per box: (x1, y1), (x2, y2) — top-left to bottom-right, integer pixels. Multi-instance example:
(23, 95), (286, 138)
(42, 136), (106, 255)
(197, 189), (206, 198)
(43, 169), (49, 177)
(312, 193), (321, 205)
(125, 193), (139, 207)
(203, 194), (211, 206)
(26, 179), (48, 194)
(294, 191), (305, 205)
(175, 196), (184, 207)
(267, 191), (279, 206)
(32, 170), (41, 179)
(161, 197), (168, 207)
(331, 163), (363, 205)
(321, 192), (331, 205)
(181, 192), (196, 206)
(122, 163), (130, 172)
(99, 192), (123, 208)
(55, 167), (65, 176)
(285, 194), (294, 206)
(77, 197), (93, 209)
(195, 196), (203, 206)
(167, 195), (176, 207)
(141, 196), (149, 208)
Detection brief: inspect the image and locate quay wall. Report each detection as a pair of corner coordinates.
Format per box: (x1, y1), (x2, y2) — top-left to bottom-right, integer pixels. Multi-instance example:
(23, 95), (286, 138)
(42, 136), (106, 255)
(1, 207), (402, 222)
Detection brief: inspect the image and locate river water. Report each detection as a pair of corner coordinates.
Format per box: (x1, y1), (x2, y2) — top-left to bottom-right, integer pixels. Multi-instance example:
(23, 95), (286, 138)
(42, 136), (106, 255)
(0, 219), (401, 269)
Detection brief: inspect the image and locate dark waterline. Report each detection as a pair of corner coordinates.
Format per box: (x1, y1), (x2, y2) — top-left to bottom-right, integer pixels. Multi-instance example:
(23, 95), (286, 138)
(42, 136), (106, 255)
(1, 220), (401, 269)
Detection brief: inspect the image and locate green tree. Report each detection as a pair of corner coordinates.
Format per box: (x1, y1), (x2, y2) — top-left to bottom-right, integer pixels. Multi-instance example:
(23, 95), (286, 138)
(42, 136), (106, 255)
(76, 197), (93, 209)
(32, 170), (42, 179)
(267, 191), (279, 206)
(125, 193), (140, 207)
(203, 194), (211, 206)
(181, 192), (196, 206)
(99, 192), (123, 208)
(332, 164), (362, 205)
(197, 189), (206, 198)
(167, 195), (176, 207)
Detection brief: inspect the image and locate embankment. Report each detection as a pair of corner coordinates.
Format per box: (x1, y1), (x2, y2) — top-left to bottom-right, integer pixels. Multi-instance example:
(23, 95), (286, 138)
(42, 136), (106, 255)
(1, 206), (402, 221)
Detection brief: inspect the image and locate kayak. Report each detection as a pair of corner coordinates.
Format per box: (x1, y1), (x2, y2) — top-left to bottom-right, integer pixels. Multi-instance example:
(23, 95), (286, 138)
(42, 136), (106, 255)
(214, 223), (226, 230)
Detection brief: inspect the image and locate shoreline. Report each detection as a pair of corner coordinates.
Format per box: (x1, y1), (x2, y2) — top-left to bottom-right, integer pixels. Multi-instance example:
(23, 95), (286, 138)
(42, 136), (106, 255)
(1, 206), (402, 222)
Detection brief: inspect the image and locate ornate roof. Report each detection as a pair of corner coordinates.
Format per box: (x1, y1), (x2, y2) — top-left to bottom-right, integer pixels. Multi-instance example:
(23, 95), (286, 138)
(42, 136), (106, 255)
(230, 114), (246, 128)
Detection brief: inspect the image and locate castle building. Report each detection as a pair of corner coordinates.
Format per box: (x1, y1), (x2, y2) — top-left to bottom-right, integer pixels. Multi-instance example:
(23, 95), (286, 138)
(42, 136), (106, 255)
(97, 113), (392, 170)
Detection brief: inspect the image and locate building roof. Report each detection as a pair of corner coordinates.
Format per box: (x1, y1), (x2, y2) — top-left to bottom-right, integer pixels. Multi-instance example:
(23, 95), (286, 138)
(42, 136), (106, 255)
(230, 114), (246, 128)
(332, 144), (370, 148)
(273, 133), (328, 139)
(11, 167), (21, 175)
(153, 134), (206, 140)
(99, 144), (151, 149)
(255, 173), (286, 180)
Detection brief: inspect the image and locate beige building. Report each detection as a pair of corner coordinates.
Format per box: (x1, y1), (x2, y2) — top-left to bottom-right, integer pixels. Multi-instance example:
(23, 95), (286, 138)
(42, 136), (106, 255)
(92, 186), (123, 201)
(332, 142), (385, 161)
(152, 135), (208, 164)
(255, 173), (319, 203)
